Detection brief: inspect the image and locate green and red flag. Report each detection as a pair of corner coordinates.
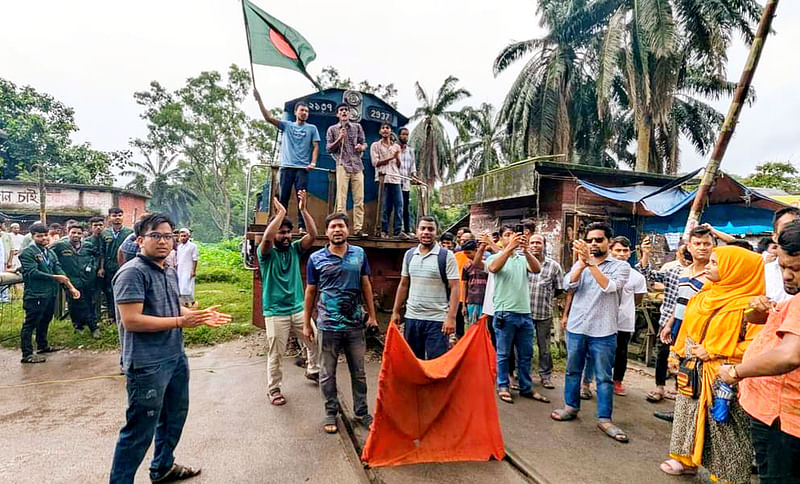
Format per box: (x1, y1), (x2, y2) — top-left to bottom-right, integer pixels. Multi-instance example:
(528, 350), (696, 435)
(241, 0), (323, 90)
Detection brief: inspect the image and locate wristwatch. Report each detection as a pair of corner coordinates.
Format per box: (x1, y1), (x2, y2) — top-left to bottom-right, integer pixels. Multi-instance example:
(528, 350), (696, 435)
(727, 365), (740, 381)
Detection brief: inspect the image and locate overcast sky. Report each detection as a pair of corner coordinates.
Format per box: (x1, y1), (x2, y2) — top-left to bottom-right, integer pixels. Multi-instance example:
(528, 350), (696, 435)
(2, 0), (798, 183)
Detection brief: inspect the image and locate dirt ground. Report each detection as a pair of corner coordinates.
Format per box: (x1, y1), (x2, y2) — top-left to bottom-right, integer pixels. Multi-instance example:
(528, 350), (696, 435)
(0, 333), (703, 483)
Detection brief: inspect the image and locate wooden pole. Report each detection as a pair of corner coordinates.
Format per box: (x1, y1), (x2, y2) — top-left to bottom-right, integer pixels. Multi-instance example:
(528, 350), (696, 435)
(37, 163), (46, 225)
(682, 0), (779, 240)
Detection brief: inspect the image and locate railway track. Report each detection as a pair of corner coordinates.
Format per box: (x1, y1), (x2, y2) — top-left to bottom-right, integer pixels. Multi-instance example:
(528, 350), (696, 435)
(333, 330), (550, 484)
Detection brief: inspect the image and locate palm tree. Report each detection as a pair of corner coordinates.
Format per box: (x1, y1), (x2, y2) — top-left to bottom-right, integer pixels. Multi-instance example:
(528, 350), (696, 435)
(121, 147), (197, 223)
(592, 0), (762, 172)
(409, 76), (471, 185)
(453, 103), (508, 177)
(494, 0), (616, 163)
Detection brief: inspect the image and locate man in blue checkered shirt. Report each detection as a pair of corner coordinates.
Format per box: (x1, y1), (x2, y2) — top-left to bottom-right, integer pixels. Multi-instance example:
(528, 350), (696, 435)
(528, 233), (564, 389)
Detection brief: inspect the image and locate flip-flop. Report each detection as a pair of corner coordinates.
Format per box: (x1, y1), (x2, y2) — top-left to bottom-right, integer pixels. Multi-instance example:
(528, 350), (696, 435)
(598, 422), (629, 443)
(580, 388), (593, 400)
(659, 459), (696, 476)
(520, 391), (550, 403)
(498, 390), (514, 404)
(551, 408), (577, 421)
(646, 390), (665, 402)
(664, 389), (678, 400)
(151, 463), (201, 482)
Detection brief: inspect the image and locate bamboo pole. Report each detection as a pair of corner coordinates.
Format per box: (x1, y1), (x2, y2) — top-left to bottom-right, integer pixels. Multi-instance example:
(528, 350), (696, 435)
(682, 0), (779, 240)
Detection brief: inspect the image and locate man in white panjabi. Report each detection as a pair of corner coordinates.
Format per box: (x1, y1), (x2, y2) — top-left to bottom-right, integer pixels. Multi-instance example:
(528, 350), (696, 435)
(176, 228), (198, 306)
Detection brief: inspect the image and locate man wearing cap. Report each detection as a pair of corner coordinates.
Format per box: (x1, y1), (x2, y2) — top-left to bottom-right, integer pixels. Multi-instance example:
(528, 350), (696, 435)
(176, 228), (198, 306)
(326, 103), (367, 237)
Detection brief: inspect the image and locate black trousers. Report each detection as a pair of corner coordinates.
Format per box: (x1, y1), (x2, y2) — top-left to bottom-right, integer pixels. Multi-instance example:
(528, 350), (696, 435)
(655, 339), (670, 386)
(21, 297), (56, 357)
(402, 190), (411, 233)
(103, 271), (117, 322)
(613, 331), (632, 382)
(69, 290), (96, 331)
(456, 302), (465, 338)
(751, 416), (800, 482)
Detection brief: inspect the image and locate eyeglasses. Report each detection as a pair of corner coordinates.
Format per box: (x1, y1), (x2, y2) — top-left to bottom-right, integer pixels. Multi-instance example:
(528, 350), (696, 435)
(584, 237), (605, 243)
(144, 232), (175, 242)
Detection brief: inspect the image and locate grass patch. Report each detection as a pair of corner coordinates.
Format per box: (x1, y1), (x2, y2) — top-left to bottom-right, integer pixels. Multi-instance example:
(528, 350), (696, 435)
(0, 277), (257, 351)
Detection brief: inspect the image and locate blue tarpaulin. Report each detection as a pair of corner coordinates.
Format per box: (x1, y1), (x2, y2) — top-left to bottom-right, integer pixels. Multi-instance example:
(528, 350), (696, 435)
(577, 169), (701, 217)
(642, 204), (775, 235)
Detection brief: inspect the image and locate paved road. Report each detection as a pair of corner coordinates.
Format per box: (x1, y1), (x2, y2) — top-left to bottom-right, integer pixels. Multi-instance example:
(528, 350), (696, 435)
(0, 336), (699, 484)
(0, 342), (364, 484)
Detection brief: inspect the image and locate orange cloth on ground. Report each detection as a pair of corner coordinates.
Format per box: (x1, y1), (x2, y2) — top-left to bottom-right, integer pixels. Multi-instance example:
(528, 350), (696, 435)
(454, 251), (471, 303)
(669, 246), (765, 468)
(361, 317), (505, 467)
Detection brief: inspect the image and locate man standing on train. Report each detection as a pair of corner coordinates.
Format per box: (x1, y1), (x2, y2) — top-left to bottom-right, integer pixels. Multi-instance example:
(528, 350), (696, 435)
(327, 103), (368, 237)
(254, 88), (320, 234)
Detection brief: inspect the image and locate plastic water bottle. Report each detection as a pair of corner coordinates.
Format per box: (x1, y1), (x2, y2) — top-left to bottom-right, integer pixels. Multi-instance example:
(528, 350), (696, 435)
(711, 380), (735, 423)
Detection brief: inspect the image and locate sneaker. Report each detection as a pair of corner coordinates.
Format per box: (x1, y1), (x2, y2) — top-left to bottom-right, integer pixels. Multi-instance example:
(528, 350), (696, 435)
(91, 329), (102, 340)
(21, 354), (46, 364)
(614, 381), (627, 396)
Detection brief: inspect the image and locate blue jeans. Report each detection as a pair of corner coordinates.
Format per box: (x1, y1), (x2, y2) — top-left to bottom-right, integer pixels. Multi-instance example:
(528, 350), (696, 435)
(466, 304), (483, 328)
(319, 329), (368, 424)
(381, 183), (403, 235)
(565, 332), (616, 420)
(279, 167), (309, 228)
(404, 318), (449, 360)
(494, 311), (534, 393)
(110, 354), (190, 483)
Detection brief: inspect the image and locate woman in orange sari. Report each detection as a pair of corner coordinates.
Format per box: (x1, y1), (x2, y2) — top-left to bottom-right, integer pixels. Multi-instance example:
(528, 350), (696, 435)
(660, 246), (764, 483)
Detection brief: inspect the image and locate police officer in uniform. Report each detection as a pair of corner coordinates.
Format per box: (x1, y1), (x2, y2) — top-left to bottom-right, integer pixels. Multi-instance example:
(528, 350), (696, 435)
(19, 223), (81, 363)
(51, 222), (101, 338)
(99, 208), (133, 322)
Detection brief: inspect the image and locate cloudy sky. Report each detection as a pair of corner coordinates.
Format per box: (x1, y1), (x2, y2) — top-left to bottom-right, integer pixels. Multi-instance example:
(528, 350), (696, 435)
(2, 0), (798, 182)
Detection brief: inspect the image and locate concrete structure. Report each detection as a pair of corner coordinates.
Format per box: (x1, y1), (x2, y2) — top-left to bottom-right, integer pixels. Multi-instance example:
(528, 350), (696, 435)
(0, 180), (148, 227)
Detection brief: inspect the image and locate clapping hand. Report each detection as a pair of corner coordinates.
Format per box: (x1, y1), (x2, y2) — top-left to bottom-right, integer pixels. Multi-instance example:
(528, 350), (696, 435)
(180, 305), (232, 329)
(272, 197), (286, 215)
(572, 239), (590, 263)
(297, 190), (307, 212)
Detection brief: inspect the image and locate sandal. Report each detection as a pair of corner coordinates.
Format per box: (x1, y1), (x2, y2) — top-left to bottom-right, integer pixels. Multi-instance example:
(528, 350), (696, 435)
(520, 391), (550, 403)
(37, 346), (62, 354)
(551, 408), (578, 421)
(323, 424), (338, 434)
(151, 463), (201, 482)
(646, 389), (665, 402)
(659, 459), (697, 476)
(580, 387), (593, 400)
(664, 389), (678, 400)
(268, 390), (286, 406)
(21, 354), (46, 364)
(541, 378), (555, 389)
(598, 422), (629, 443)
(498, 389), (514, 404)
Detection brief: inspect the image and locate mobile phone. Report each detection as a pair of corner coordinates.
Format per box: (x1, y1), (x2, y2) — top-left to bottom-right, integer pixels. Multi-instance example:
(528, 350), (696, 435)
(514, 224), (524, 234)
(650, 234), (656, 244)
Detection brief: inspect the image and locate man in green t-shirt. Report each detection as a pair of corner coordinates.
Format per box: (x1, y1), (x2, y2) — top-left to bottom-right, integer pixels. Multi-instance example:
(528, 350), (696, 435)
(99, 207), (133, 323)
(258, 191), (318, 406)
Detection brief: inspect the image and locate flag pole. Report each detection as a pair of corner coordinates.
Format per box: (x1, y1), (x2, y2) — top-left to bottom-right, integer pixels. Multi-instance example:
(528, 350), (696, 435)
(240, 0), (256, 85)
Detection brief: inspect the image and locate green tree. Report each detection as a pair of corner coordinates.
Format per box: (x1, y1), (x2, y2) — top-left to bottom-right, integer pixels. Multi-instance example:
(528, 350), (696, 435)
(742, 162), (800, 194)
(120, 141), (197, 223)
(592, 0), (761, 172)
(453, 103), (507, 177)
(134, 65), (276, 239)
(409, 76), (471, 185)
(315, 66), (398, 107)
(0, 78), (122, 184)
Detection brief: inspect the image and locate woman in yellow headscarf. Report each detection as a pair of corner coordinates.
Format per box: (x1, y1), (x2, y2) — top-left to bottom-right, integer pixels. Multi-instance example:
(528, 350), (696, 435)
(660, 246), (764, 483)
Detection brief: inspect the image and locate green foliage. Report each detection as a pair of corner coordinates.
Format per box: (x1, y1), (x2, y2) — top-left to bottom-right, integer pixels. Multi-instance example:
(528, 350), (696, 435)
(741, 161), (800, 194)
(430, 189), (468, 230)
(454, 103), (508, 177)
(316, 66), (398, 108)
(195, 237), (250, 285)
(0, 78), (127, 184)
(134, 65), (277, 239)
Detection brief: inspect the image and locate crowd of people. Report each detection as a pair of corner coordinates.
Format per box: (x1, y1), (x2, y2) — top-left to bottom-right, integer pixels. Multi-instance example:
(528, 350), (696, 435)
(255, 198), (800, 483)
(0, 209), (200, 365)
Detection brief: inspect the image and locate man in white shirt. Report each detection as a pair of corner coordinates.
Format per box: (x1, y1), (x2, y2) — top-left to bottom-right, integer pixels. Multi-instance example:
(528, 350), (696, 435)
(176, 228), (199, 306)
(609, 236), (647, 396)
(765, 207), (800, 304)
(9, 223), (25, 270)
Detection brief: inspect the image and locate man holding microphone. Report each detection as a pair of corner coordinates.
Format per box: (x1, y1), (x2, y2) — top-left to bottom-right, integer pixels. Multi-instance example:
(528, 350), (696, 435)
(326, 103), (367, 237)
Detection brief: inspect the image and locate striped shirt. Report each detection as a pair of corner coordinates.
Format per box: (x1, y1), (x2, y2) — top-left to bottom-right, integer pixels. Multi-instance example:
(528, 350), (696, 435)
(638, 263), (682, 327)
(402, 244), (459, 322)
(673, 275), (705, 325)
(528, 257), (564, 320)
(399, 145), (416, 191)
(564, 255), (630, 337)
